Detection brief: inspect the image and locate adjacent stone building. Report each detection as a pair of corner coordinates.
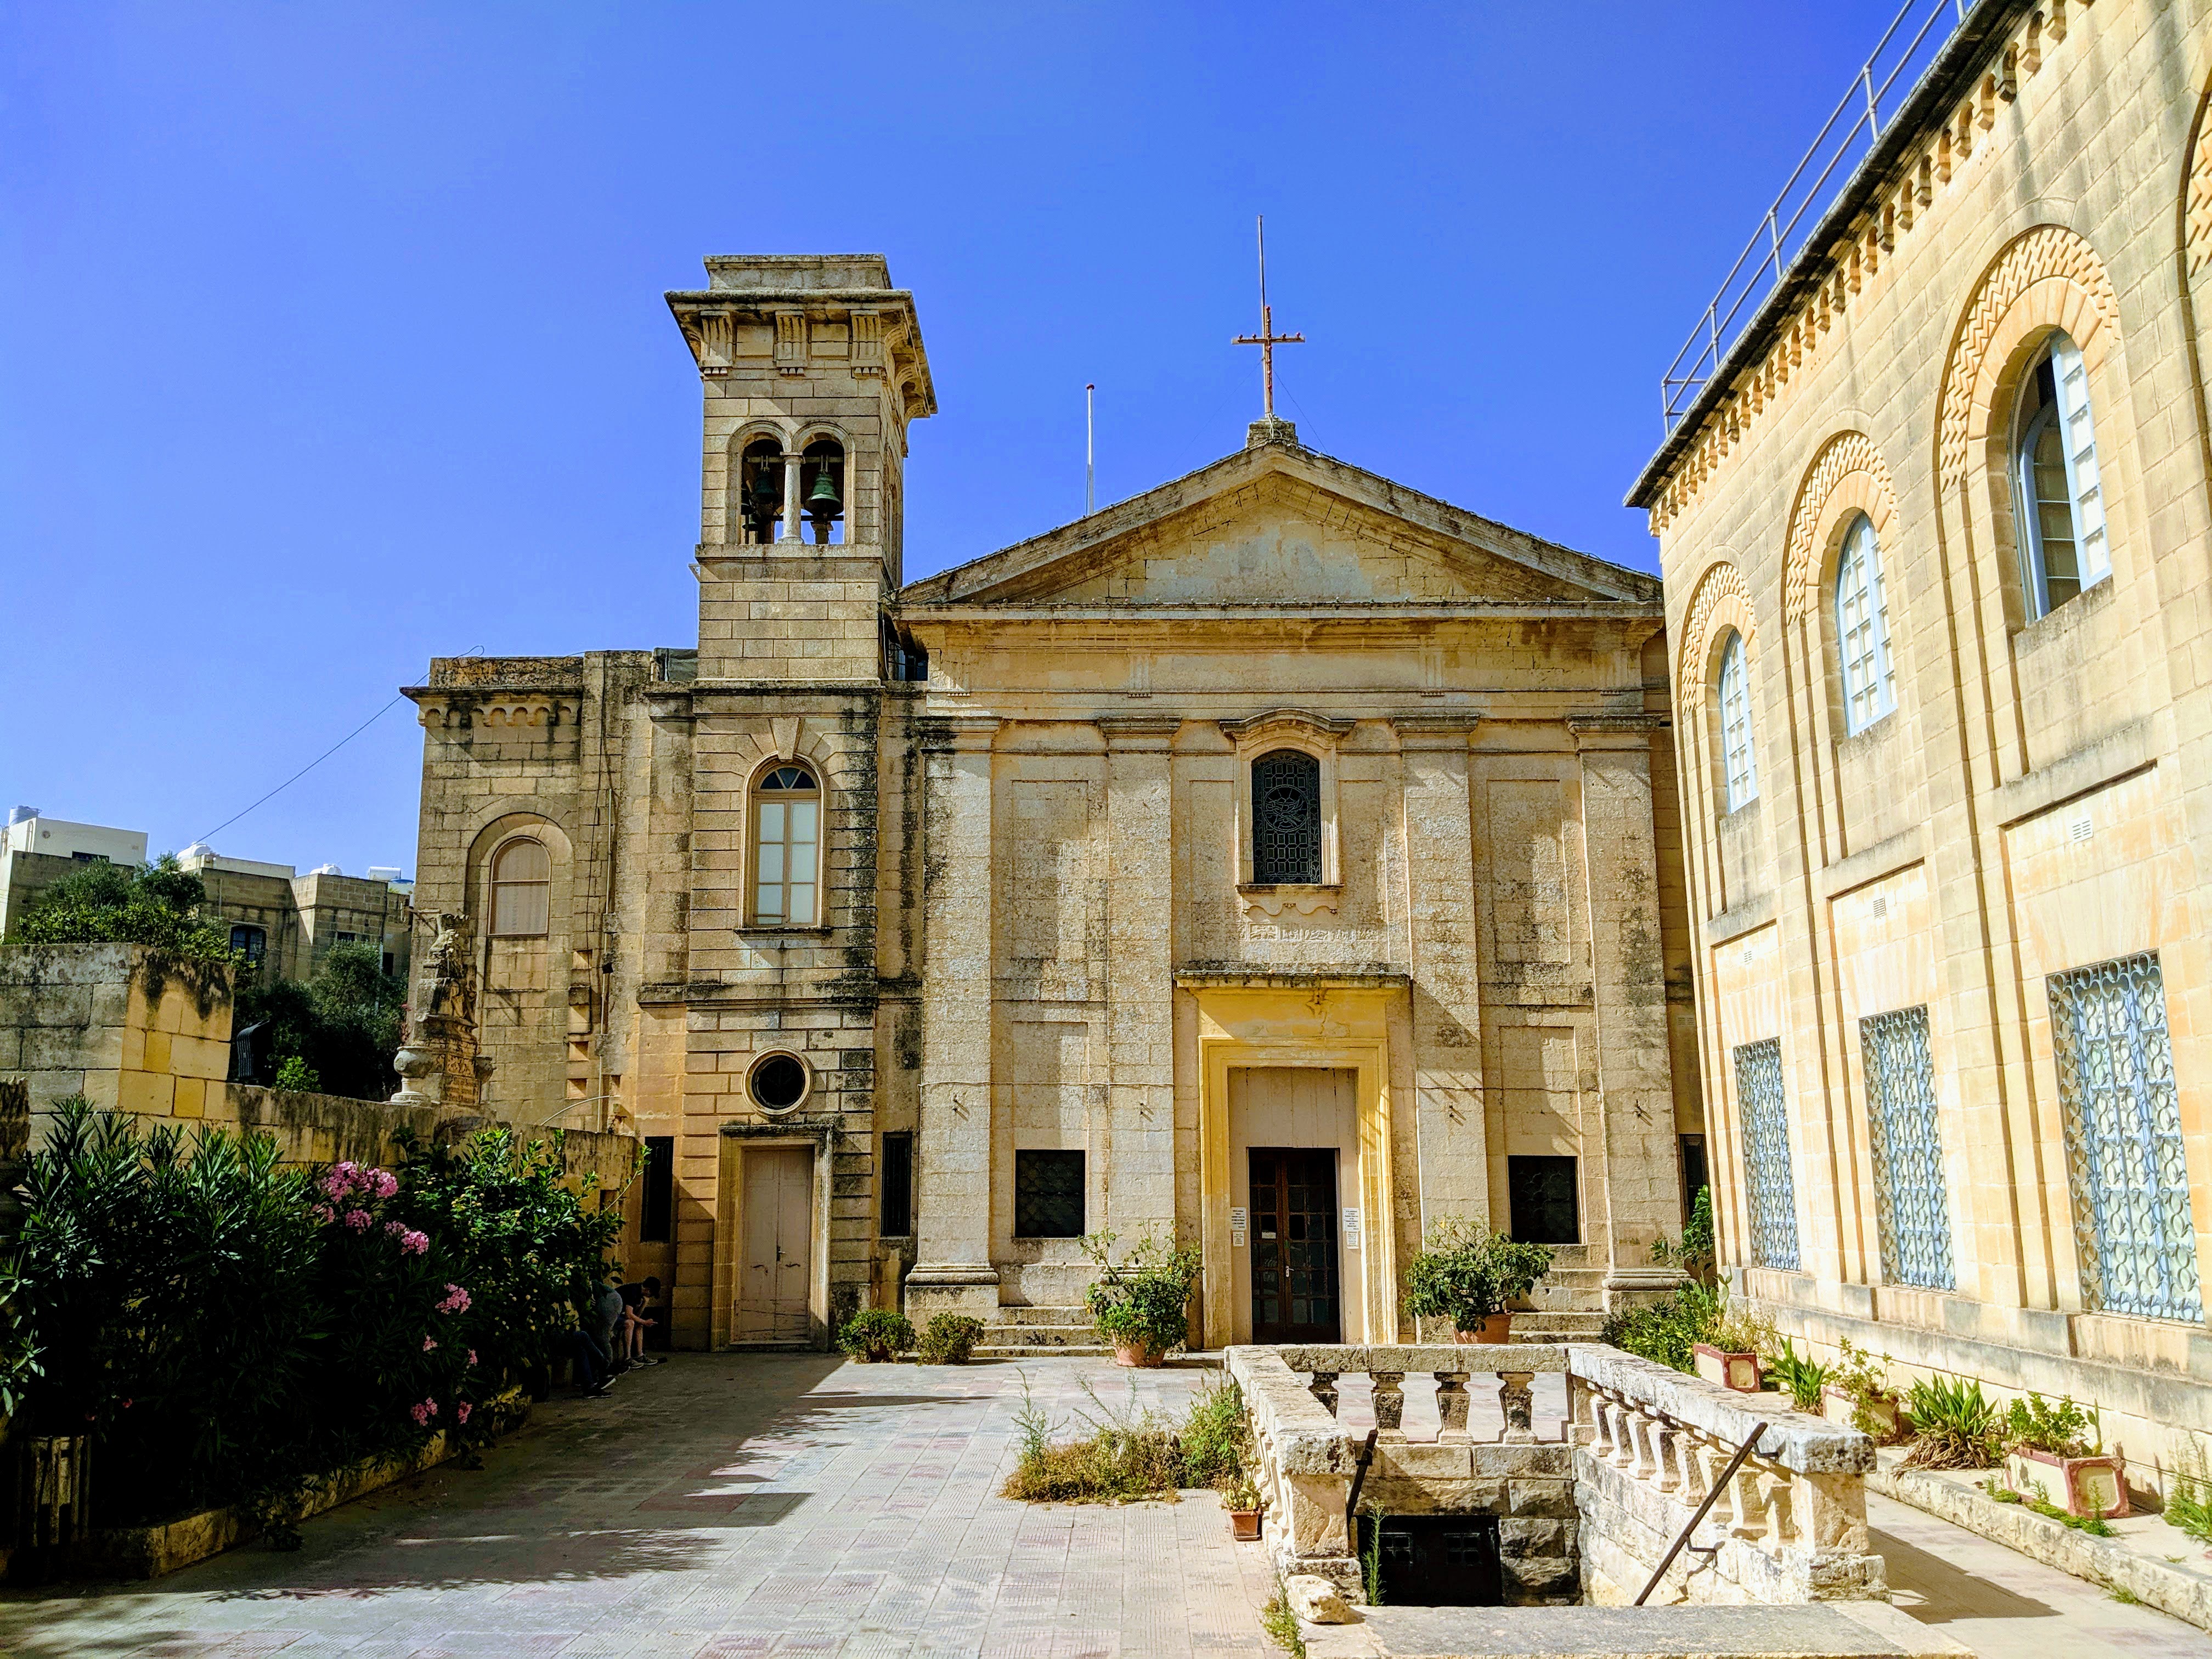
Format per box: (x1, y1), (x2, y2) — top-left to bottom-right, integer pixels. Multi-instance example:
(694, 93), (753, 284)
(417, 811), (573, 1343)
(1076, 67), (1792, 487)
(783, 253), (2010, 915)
(406, 253), (1704, 1352)
(1631, 0), (2212, 1484)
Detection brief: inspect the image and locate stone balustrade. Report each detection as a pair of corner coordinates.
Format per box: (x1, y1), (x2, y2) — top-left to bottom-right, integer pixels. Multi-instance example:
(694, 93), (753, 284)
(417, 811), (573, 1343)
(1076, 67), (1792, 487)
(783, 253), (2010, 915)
(1228, 1341), (1888, 1610)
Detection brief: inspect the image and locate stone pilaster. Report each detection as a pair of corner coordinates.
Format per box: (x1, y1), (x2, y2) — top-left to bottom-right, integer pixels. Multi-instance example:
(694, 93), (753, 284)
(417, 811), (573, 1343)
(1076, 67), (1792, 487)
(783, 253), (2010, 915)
(1101, 717), (1180, 1239)
(907, 715), (1002, 1317)
(1570, 715), (1686, 1308)
(1396, 716), (1488, 1240)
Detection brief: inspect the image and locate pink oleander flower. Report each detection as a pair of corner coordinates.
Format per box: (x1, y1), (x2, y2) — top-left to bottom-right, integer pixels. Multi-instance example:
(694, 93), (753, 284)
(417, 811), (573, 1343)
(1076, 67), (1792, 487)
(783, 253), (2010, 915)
(422, 1335), (438, 1352)
(466, 1349), (478, 1368)
(385, 1220), (405, 1237)
(436, 1284), (471, 1314)
(319, 1166), (355, 1200)
(400, 1229), (429, 1256)
(343, 1209), (373, 1231)
(455, 1402), (471, 1426)
(409, 1398), (438, 1426)
(309, 1203), (335, 1226)
(370, 1169), (398, 1199)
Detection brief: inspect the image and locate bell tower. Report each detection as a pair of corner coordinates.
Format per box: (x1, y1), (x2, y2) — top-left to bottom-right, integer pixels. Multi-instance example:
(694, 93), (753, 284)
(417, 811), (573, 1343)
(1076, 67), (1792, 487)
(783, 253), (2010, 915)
(667, 255), (936, 680)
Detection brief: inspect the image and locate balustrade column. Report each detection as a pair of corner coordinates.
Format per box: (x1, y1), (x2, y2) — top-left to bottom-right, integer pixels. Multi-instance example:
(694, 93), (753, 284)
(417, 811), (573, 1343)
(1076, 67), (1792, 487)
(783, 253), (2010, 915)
(1497, 1372), (1536, 1444)
(1730, 1463), (1769, 1541)
(1566, 1375), (1595, 1446)
(1434, 1372), (1471, 1441)
(1308, 1372), (1340, 1417)
(1370, 1372), (1406, 1437)
(1652, 1423), (1682, 1494)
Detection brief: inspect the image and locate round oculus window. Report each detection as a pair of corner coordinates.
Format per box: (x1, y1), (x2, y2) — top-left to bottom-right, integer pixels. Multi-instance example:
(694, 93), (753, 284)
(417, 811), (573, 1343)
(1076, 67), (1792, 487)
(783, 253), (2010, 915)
(748, 1052), (810, 1113)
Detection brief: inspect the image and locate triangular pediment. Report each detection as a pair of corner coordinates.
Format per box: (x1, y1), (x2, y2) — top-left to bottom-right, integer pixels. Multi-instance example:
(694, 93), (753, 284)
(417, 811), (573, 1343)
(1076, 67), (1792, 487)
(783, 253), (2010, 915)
(900, 436), (1659, 608)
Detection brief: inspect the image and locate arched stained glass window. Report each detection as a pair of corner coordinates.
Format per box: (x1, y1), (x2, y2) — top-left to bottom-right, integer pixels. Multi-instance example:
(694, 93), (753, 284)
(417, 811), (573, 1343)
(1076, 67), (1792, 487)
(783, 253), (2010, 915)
(489, 839), (550, 937)
(2013, 332), (2111, 619)
(1718, 630), (1759, 811)
(1251, 749), (1322, 884)
(751, 764), (820, 926)
(1834, 515), (1896, 735)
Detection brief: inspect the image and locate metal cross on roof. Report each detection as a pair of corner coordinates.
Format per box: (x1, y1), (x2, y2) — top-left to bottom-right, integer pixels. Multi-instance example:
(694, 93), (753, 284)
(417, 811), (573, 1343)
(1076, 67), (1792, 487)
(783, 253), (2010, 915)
(1233, 214), (1304, 422)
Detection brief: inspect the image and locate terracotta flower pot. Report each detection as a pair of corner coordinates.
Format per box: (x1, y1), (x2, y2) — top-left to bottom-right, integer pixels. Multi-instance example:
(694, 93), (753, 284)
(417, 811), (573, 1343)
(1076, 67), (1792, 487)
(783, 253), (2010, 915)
(1693, 1344), (1764, 1392)
(1114, 1342), (1165, 1368)
(1229, 1507), (1262, 1541)
(1453, 1312), (1514, 1344)
(2006, 1446), (2130, 1519)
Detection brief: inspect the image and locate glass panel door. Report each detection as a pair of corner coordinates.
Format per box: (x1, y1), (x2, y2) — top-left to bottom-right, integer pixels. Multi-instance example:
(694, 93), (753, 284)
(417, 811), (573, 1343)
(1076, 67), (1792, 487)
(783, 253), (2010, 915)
(1249, 1148), (1341, 1342)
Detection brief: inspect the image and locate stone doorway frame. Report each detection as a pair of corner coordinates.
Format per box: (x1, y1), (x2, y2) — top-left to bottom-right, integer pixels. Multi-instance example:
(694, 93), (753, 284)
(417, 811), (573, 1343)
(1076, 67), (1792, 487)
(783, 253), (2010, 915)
(1178, 972), (1407, 1350)
(713, 1118), (842, 1351)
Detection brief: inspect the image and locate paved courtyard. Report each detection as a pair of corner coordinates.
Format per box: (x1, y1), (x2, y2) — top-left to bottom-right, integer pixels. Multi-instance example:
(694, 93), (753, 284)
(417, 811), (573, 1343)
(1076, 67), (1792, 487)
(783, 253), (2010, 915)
(3, 1354), (2209, 1659)
(0, 1353), (1278, 1659)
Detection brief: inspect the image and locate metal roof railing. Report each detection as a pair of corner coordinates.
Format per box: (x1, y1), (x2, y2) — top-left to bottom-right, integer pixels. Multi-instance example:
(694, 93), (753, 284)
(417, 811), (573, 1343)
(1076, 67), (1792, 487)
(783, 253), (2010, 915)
(1660, 0), (1967, 433)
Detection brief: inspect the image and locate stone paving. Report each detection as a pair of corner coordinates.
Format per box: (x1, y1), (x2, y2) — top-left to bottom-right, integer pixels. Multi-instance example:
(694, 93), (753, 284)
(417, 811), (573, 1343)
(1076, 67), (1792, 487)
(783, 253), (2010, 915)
(5, 1355), (2211, 1659)
(0, 1354), (1277, 1659)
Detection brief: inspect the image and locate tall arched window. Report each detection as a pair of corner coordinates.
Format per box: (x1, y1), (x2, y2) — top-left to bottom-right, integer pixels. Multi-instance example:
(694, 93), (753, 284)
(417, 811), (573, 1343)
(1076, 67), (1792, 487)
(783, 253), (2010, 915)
(751, 764), (820, 926)
(1834, 514), (1896, 733)
(489, 839), (550, 937)
(2013, 332), (2110, 619)
(1717, 630), (1759, 811)
(1250, 749), (1322, 884)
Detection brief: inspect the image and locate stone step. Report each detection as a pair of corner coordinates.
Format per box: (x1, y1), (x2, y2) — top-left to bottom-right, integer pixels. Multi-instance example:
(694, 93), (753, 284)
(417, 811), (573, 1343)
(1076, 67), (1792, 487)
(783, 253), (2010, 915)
(1509, 1311), (1608, 1340)
(972, 1344), (1116, 1359)
(988, 1305), (1094, 1327)
(979, 1320), (1099, 1349)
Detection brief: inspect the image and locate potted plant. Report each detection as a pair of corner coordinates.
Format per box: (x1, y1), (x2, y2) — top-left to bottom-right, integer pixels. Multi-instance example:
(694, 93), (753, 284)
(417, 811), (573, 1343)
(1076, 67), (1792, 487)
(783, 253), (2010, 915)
(838, 1308), (915, 1364)
(1691, 1297), (1775, 1393)
(1761, 1341), (1829, 1412)
(1402, 1217), (1553, 1342)
(2002, 1392), (2127, 1519)
(1222, 1472), (1263, 1541)
(1083, 1229), (1201, 1367)
(1821, 1338), (1906, 1443)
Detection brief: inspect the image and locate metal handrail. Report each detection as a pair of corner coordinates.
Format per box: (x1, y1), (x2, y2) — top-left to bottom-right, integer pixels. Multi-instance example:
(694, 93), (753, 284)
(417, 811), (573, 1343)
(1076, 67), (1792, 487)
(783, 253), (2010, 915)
(1660, 0), (1966, 433)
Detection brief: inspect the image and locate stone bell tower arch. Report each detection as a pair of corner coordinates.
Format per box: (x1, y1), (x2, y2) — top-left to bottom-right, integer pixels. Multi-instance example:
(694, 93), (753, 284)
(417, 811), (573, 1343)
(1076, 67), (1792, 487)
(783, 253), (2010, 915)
(665, 256), (936, 680)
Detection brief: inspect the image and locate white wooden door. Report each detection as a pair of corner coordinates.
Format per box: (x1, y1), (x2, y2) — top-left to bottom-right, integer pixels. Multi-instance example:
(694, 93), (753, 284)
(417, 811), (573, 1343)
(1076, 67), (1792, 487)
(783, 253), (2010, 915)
(739, 1146), (814, 1341)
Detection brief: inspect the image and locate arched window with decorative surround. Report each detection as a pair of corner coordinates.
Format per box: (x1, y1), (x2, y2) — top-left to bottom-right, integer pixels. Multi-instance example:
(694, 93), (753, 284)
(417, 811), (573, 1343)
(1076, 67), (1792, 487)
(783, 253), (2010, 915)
(738, 437), (786, 544)
(489, 838), (551, 937)
(1717, 629), (1758, 811)
(801, 438), (845, 545)
(751, 764), (821, 926)
(2012, 331), (2110, 619)
(1250, 749), (1323, 884)
(1833, 514), (1896, 734)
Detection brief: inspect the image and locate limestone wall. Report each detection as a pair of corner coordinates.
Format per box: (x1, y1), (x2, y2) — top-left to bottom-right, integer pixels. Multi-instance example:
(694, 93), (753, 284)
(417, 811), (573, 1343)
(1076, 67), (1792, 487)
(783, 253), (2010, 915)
(1640, 0), (2212, 1487)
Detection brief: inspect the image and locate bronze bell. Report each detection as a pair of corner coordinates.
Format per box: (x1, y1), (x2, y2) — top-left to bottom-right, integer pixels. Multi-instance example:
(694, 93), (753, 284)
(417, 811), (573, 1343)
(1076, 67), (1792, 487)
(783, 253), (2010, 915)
(806, 467), (842, 513)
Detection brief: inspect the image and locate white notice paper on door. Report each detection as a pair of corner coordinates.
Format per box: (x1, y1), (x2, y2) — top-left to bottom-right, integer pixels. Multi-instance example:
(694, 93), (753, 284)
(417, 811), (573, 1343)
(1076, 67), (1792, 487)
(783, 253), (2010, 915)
(1229, 1206), (1247, 1248)
(1342, 1206), (1362, 1250)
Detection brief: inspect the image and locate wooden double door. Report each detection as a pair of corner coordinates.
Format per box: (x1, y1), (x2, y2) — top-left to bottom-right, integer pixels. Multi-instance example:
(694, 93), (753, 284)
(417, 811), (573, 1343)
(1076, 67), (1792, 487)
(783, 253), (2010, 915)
(738, 1145), (814, 1341)
(1248, 1147), (1341, 1343)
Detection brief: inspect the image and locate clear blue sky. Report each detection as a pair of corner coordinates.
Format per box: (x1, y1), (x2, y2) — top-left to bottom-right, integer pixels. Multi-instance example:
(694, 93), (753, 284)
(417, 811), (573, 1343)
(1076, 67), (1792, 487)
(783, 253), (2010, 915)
(2, 2), (1931, 879)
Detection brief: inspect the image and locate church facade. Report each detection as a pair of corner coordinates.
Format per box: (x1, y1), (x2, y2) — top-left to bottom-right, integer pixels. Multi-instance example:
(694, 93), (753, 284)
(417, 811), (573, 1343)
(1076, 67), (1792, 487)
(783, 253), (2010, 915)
(405, 255), (1702, 1350)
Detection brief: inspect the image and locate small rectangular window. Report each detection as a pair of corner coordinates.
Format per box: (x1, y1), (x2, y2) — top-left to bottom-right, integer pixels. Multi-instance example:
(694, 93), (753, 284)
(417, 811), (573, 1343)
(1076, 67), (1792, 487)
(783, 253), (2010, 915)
(229, 924), (266, 967)
(335, 930), (359, 944)
(881, 1131), (915, 1238)
(640, 1136), (674, 1243)
(1014, 1149), (1085, 1238)
(1506, 1155), (1579, 1244)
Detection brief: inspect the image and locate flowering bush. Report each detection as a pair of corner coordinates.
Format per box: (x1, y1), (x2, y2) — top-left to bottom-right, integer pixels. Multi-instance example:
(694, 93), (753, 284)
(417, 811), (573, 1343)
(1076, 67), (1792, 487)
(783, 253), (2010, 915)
(16, 1101), (621, 1528)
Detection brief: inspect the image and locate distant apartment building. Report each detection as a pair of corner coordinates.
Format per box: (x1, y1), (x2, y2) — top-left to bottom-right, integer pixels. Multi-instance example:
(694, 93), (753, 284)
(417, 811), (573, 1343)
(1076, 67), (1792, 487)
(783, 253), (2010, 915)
(0, 807), (413, 983)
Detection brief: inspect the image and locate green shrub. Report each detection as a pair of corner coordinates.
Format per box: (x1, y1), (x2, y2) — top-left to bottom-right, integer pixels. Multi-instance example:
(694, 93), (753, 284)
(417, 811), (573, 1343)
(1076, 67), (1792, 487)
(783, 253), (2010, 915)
(2004, 1391), (2098, 1459)
(1650, 1186), (1716, 1284)
(839, 1308), (914, 1362)
(1083, 1229), (1200, 1358)
(1602, 1278), (1721, 1373)
(1764, 1342), (1830, 1414)
(1903, 1375), (2003, 1469)
(15, 1099), (620, 1528)
(4, 855), (234, 963)
(2164, 1447), (2212, 1544)
(1179, 1374), (1249, 1489)
(1402, 1217), (1553, 1331)
(1828, 1338), (1902, 1438)
(1001, 1372), (1252, 1503)
(915, 1313), (984, 1365)
(236, 942), (408, 1101)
